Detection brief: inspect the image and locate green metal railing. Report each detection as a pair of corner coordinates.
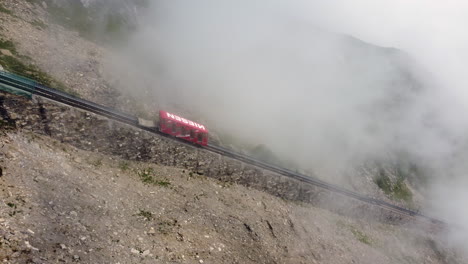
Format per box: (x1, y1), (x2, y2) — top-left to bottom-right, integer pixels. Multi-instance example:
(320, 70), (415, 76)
(0, 70), (36, 98)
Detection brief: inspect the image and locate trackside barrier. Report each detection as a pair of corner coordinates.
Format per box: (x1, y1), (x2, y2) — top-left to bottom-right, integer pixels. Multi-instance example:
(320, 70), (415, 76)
(0, 71), (35, 98)
(0, 70), (446, 227)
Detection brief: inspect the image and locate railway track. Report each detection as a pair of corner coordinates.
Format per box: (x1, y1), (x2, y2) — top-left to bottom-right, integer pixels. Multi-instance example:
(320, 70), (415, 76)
(0, 70), (445, 226)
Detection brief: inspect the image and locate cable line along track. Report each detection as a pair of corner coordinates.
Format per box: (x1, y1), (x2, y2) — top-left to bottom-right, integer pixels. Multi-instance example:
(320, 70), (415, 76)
(0, 70), (446, 227)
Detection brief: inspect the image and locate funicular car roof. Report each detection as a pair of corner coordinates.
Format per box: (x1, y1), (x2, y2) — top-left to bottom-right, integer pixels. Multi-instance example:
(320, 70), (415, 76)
(159, 110), (208, 132)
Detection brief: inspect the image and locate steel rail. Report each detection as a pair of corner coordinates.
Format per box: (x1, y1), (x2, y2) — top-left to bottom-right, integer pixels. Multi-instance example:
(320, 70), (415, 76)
(0, 71), (445, 226)
(0, 73), (138, 125)
(205, 144), (443, 224)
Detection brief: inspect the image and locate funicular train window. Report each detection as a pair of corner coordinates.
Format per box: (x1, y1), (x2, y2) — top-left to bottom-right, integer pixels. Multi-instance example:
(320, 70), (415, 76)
(197, 133), (203, 142)
(190, 130), (195, 139)
(170, 123), (177, 133)
(180, 126), (190, 137)
(174, 124), (181, 134)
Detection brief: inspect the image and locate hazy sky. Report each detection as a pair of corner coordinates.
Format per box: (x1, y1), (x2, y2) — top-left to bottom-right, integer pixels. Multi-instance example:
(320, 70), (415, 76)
(99, 0), (468, 255)
(107, 0), (468, 240)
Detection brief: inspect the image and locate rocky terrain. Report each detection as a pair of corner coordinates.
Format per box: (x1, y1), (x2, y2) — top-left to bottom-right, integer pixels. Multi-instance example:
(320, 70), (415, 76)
(0, 129), (463, 263)
(0, 0), (466, 263)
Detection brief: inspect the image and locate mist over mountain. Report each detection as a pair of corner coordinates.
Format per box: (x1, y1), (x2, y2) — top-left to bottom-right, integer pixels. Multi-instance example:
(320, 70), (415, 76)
(39, 0), (464, 224)
(2, 0), (468, 261)
(41, 0), (148, 41)
(107, 1), (437, 183)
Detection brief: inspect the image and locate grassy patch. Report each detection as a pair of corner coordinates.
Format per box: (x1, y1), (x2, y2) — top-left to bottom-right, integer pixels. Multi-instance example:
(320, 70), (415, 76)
(0, 4), (13, 15)
(91, 158), (102, 167)
(137, 168), (171, 187)
(374, 167), (413, 203)
(392, 178), (412, 202)
(119, 161), (129, 171)
(0, 39), (17, 54)
(337, 220), (373, 245)
(30, 19), (47, 30)
(350, 227), (372, 245)
(375, 169), (392, 194)
(158, 219), (177, 235)
(0, 120), (16, 130)
(155, 180), (171, 187)
(1, 39), (75, 95)
(43, 1), (136, 43)
(0, 51), (78, 96)
(138, 168), (155, 184)
(136, 210), (153, 221)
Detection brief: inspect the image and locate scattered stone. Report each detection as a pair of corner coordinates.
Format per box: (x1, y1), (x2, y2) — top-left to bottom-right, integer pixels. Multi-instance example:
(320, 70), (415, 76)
(25, 241), (39, 251)
(0, 49), (13, 56)
(60, 244), (67, 249)
(41, 1), (47, 9)
(130, 248), (140, 255)
(27, 229), (35, 234)
(148, 227), (156, 235)
(73, 255), (80, 260)
(142, 250), (150, 257)
(70, 211), (78, 217)
(0, 64), (4, 71)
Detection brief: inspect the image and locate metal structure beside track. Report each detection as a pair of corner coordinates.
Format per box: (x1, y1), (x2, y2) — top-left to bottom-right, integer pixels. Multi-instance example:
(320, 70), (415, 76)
(0, 71), (446, 227)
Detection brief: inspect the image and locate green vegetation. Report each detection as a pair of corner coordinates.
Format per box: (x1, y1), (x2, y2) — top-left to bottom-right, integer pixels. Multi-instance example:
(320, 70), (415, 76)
(7, 202), (19, 216)
(0, 120), (16, 130)
(250, 144), (283, 165)
(0, 55), (64, 89)
(374, 167), (413, 203)
(0, 39), (78, 96)
(350, 227), (372, 245)
(30, 19), (47, 30)
(136, 209), (153, 221)
(0, 39), (16, 53)
(337, 220), (372, 245)
(138, 168), (155, 184)
(375, 169), (392, 194)
(138, 168), (171, 187)
(392, 178), (412, 202)
(155, 180), (171, 187)
(248, 143), (300, 171)
(158, 219), (177, 235)
(43, 1), (136, 43)
(91, 158), (103, 167)
(119, 161), (130, 171)
(0, 4), (13, 15)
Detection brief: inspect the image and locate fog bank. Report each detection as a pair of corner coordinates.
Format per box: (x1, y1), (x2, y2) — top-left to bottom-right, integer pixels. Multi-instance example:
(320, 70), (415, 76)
(106, 0), (468, 251)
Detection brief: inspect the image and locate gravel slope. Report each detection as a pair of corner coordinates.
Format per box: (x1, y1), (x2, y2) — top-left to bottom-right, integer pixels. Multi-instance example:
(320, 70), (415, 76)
(0, 132), (463, 264)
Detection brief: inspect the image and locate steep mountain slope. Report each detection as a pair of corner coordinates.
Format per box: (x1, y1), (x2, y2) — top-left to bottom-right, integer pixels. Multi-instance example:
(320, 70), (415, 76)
(0, 1), (465, 263)
(0, 129), (462, 263)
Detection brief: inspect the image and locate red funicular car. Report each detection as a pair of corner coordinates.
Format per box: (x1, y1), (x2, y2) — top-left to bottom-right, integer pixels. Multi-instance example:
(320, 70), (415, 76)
(159, 110), (208, 146)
